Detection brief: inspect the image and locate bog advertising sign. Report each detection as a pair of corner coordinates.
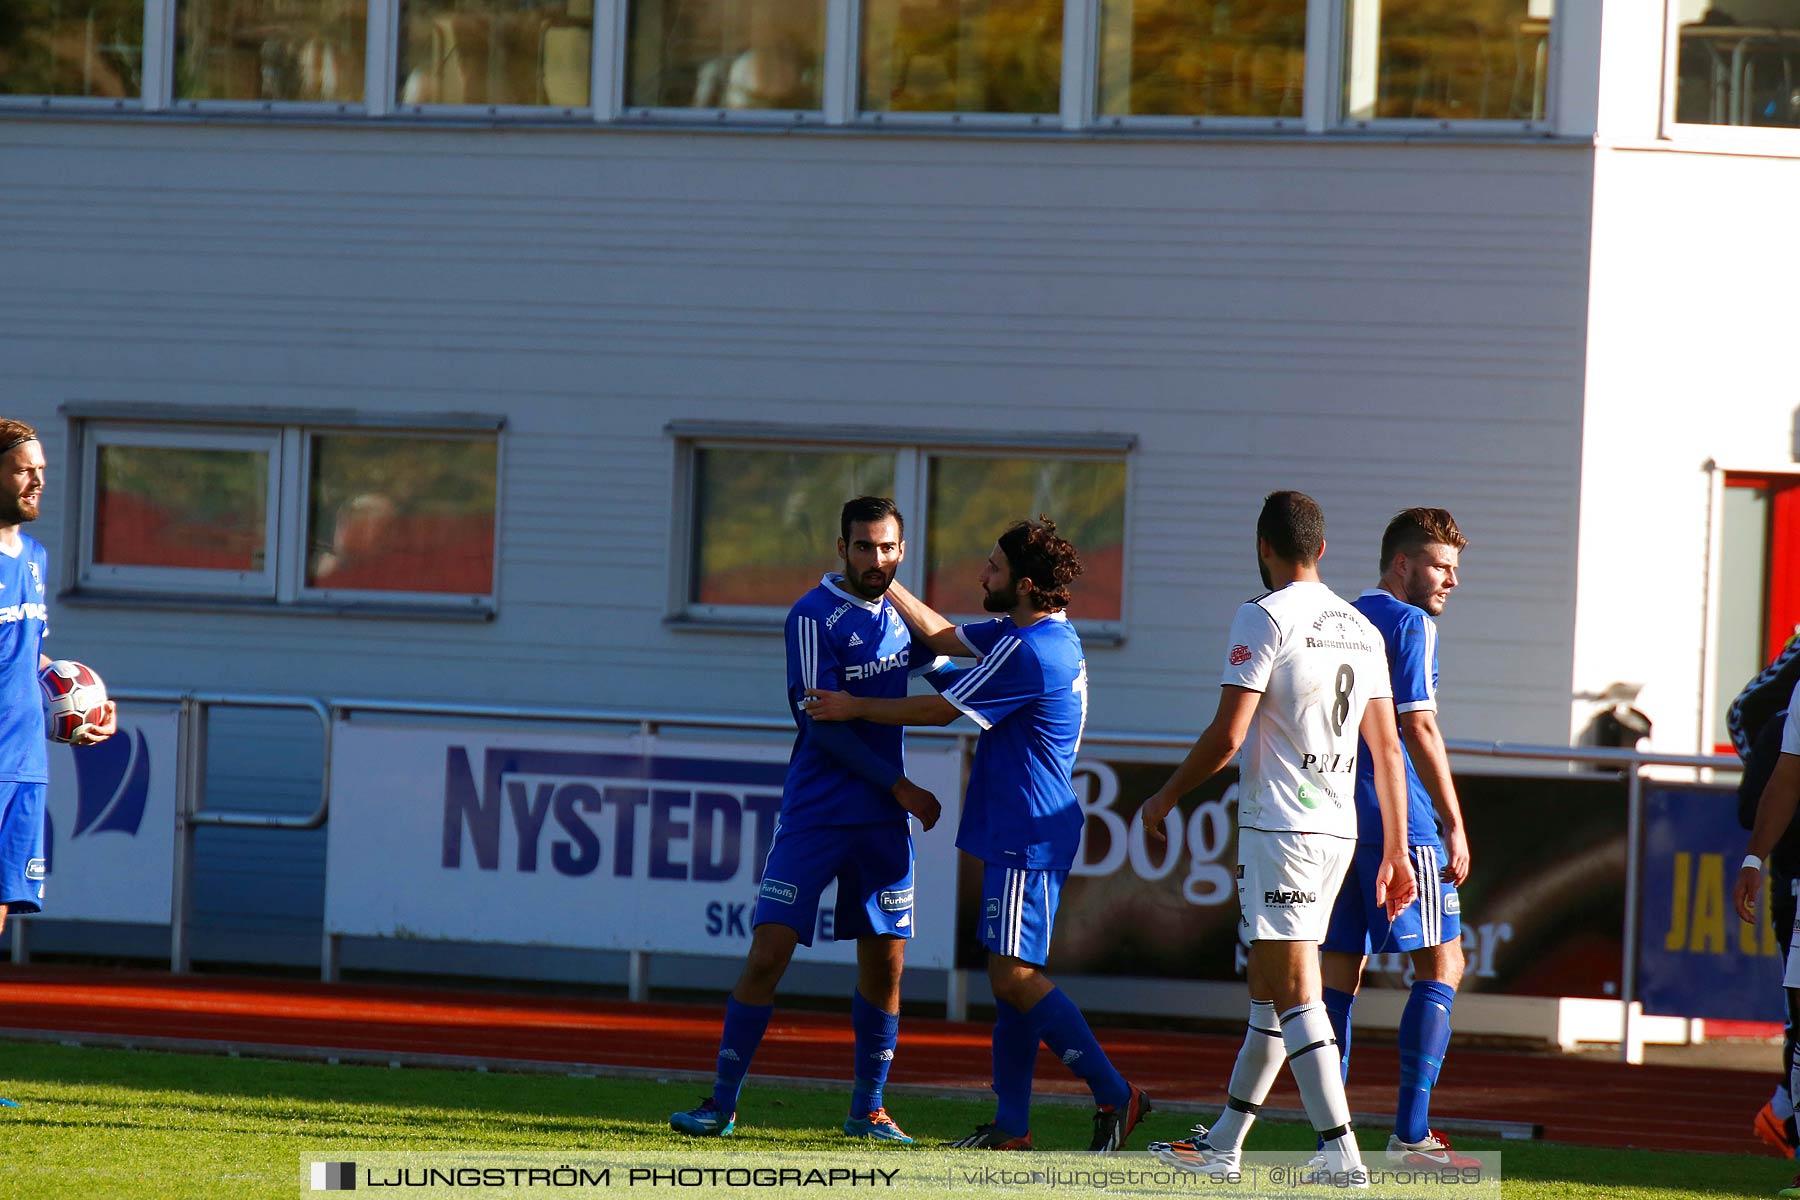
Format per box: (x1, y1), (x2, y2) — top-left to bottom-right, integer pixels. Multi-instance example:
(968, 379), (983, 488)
(40, 705), (179, 925)
(325, 719), (964, 968)
(982, 755), (1630, 999)
(1638, 785), (1785, 1022)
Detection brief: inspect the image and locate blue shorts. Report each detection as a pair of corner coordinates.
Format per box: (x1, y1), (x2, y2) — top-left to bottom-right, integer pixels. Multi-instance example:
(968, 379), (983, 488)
(1322, 842), (1462, 956)
(0, 781), (47, 915)
(978, 863), (1067, 967)
(752, 821), (914, 946)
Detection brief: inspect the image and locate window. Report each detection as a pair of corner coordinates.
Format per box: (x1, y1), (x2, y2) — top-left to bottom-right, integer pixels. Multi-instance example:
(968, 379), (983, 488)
(925, 454), (1124, 622)
(672, 428), (1131, 636)
(175, 0), (367, 103)
(1672, 0), (1800, 130)
(399, 0), (592, 108)
(1341, 0), (1553, 124)
(1097, 0), (1306, 119)
(0, 0), (144, 98)
(85, 429), (280, 594)
(626, 0), (825, 111)
(1712, 472), (1800, 750)
(304, 433), (499, 596)
(859, 0), (1063, 115)
(74, 417), (501, 612)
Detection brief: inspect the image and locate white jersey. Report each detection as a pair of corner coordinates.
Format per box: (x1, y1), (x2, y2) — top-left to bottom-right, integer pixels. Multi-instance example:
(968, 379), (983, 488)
(1220, 580), (1393, 840)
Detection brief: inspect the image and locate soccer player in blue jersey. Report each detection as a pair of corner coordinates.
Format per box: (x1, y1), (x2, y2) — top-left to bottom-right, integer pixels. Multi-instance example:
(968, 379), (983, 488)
(1319, 507), (1477, 1169)
(0, 420), (118, 948)
(807, 518), (1152, 1153)
(671, 496), (945, 1144)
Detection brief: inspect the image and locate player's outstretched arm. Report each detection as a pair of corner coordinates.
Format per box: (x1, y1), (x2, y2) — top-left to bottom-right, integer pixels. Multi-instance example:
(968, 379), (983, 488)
(1140, 686), (1261, 844)
(804, 689), (961, 727)
(1362, 697), (1417, 918)
(1400, 709), (1468, 885)
(1736, 752), (1800, 924)
(884, 581), (968, 659)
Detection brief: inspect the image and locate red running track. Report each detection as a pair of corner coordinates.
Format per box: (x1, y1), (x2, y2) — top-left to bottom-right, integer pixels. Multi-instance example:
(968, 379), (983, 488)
(0, 965), (1774, 1156)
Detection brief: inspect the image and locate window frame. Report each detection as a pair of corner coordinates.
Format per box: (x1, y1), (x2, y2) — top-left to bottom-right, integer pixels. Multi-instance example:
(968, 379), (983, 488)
(1660, 0), (1800, 151)
(63, 406), (505, 618)
(294, 425), (504, 611)
(1089, 0), (1315, 133)
(615, 0), (832, 125)
(1329, 0), (1558, 134)
(1702, 462), (1800, 754)
(666, 422), (1132, 643)
(78, 424), (283, 597)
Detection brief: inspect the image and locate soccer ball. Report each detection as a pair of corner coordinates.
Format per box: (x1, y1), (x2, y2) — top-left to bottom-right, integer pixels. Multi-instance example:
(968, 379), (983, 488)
(40, 660), (108, 744)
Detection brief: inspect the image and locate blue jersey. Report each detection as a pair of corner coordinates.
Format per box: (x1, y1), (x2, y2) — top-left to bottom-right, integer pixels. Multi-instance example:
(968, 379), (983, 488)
(944, 612), (1088, 870)
(1351, 588), (1440, 848)
(781, 574), (924, 829)
(0, 535), (48, 784)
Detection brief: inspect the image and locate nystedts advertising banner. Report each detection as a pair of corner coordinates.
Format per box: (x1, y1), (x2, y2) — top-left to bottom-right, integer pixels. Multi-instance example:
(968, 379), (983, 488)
(325, 720), (963, 968)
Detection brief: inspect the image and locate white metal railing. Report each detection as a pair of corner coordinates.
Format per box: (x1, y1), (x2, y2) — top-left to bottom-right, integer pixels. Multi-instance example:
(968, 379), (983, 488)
(26, 691), (1742, 1064)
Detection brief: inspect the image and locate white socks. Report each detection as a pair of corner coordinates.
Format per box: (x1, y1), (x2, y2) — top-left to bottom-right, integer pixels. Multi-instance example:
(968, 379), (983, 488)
(1281, 1001), (1363, 1171)
(1208, 999), (1283, 1152)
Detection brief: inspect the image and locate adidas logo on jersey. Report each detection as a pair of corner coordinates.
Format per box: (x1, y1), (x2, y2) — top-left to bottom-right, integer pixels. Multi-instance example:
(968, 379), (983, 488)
(847, 632), (864, 647)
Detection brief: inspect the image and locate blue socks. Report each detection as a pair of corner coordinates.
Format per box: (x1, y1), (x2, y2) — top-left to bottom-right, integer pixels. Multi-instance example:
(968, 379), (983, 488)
(1323, 986), (1356, 1084)
(710, 995), (773, 1113)
(991, 998), (1039, 1136)
(1025, 987), (1129, 1109)
(849, 990), (899, 1116)
(1396, 980), (1456, 1143)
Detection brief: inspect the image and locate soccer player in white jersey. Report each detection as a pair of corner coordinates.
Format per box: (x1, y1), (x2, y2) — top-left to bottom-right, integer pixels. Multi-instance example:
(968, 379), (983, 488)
(1320, 507), (1478, 1169)
(1138, 491), (1415, 1184)
(808, 519), (1151, 1152)
(1734, 677), (1800, 1200)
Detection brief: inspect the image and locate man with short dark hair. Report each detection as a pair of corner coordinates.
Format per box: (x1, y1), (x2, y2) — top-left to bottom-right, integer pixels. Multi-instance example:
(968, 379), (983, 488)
(1320, 506), (1477, 1169)
(807, 517), (1152, 1153)
(671, 496), (944, 1143)
(1138, 491), (1415, 1184)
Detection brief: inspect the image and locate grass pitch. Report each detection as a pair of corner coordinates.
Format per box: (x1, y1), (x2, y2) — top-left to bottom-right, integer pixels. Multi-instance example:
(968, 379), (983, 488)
(0, 1041), (1780, 1199)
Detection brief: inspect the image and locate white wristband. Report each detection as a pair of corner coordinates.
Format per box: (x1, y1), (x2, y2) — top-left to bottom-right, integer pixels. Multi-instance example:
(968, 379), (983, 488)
(1744, 854), (1764, 873)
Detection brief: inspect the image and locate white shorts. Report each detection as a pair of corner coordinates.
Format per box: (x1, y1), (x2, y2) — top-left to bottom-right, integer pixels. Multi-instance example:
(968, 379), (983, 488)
(1236, 828), (1354, 943)
(1786, 897), (1800, 989)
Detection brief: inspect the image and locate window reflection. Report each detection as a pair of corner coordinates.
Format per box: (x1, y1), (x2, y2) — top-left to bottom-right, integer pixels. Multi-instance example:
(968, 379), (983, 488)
(1098, 0), (1304, 118)
(399, 0), (592, 107)
(1341, 0), (1551, 122)
(861, 0), (1062, 114)
(691, 448), (894, 606)
(925, 456), (1125, 622)
(306, 435), (498, 595)
(1675, 1), (1800, 128)
(627, 0), (824, 110)
(95, 445), (269, 570)
(176, 0), (366, 102)
(0, 0), (144, 98)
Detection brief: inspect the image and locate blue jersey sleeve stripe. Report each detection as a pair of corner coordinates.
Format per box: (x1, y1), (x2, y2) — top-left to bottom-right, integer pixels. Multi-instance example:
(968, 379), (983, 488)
(943, 686), (994, 731)
(956, 625), (982, 656)
(947, 636), (1021, 703)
